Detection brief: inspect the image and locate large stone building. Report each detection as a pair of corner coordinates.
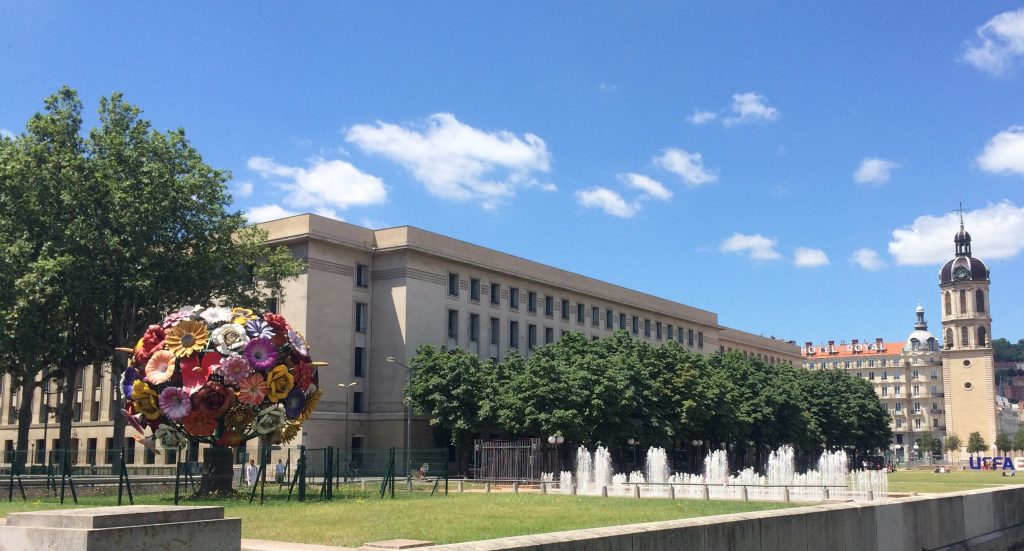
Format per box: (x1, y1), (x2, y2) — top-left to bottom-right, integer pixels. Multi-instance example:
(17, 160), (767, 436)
(801, 307), (947, 461)
(0, 214), (801, 467)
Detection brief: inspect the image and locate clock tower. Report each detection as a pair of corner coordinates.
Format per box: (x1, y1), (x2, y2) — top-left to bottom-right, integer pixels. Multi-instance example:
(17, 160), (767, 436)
(939, 213), (996, 447)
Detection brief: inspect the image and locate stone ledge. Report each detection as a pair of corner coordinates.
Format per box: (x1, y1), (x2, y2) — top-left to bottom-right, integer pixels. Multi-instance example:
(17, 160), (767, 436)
(241, 538), (358, 551)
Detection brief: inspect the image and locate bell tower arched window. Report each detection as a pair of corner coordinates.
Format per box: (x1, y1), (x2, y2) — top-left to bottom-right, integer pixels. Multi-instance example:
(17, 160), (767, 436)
(959, 290), (967, 313)
(945, 292), (952, 315)
(976, 290), (985, 313)
(961, 326), (970, 347)
(978, 326), (987, 347)
(945, 328), (953, 348)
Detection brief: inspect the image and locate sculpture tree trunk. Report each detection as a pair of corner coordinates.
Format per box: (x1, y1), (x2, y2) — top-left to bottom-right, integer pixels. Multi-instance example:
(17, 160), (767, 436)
(198, 446), (236, 495)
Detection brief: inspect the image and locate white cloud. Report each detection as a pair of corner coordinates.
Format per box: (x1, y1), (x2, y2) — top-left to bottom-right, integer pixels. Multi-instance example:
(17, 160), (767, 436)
(0, 128), (13, 139)
(850, 248), (885, 271)
(575, 188), (639, 218)
(962, 8), (1024, 75)
(247, 156), (387, 212)
(888, 201), (1024, 265)
(720, 233), (782, 261)
(618, 172), (672, 201)
(794, 247), (830, 268)
(723, 92), (779, 126)
(345, 113), (550, 209)
(977, 126), (1024, 175)
(230, 180), (254, 198)
(245, 204), (298, 223)
(854, 157), (899, 185)
(654, 148), (718, 187)
(688, 110), (717, 125)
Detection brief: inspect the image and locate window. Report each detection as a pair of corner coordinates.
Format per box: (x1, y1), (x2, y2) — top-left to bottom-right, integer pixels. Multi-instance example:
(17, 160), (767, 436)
(632, 316), (639, 335)
(913, 402), (921, 413)
(976, 290), (986, 313)
(86, 438), (97, 465)
(688, 329), (694, 347)
(591, 306), (600, 327)
(896, 419), (903, 429)
(509, 287), (519, 310)
(470, 278), (481, 301)
(644, 319), (651, 338)
(545, 327), (554, 344)
(528, 291), (537, 313)
(545, 295), (554, 316)
(490, 283), (500, 305)
(92, 366), (102, 389)
(448, 272), (459, 297)
(470, 314), (480, 343)
(606, 309), (613, 330)
(356, 264), (369, 287)
(944, 291), (952, 315)
(698, 331), (704, 348)
(946, 328), (954, 347)
(124, 438), (137, 464)
(678, 329), (685, 344)
(869, 372), (875, 380)
(978, 326), (987, 346)
(354, 347), (365, 377)
(959, 289), (967, 313)
(90, 398), (99, 422)
(961, 326), (969, 347)
(561, 299), (570, 320)
(509, 321), (519, 349)
(656, 322), (662, 340)
(882, 371), (888, 380)
(895, 401), (902, 411)
(932, 402), (939, 411)
(931, 370), (938, 379)
(490, 317), (500, 346)
(619, 313), (626, 329)
(447, 310), (459, 340)
(355, 302), (367, 332)
(352, 392), (364, 413)
(912, 370), (919, 379)
(577, 303), (585, 324)
(667, 325), (674, 340)
(914, 418), (921, 429)
(882, 386), (888, 396)
(895, 386), (902, 396)
(528, 324), (537, 349)
(933, 418), (939, 428)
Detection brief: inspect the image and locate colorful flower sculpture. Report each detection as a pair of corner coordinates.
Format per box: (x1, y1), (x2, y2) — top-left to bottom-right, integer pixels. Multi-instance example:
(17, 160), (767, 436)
(121, 306), (321, 449)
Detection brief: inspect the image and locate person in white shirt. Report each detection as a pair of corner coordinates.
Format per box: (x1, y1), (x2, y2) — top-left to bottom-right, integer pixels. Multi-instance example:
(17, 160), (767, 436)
(245, 459), (259, 486)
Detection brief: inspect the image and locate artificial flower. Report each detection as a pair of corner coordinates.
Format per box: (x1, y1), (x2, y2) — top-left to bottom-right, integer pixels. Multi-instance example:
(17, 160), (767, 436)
(283, 387), (307, 419)
(254, 404), (287, 435)
(244, 338), (278, 371)
(133, 434), (162, 456)
(131, 380), (162, 420)
(231, 307), (257, 325)
(200, 306), (234, 325)
(192, 381), (235, 418)
(155, 423), (189, 450)
(237, 373), (268, 406)
(291, 361), (314, 392)
(162, 305), (201, 329)
(120, 367), (139, 400)
(181, 351), (221, 393)
(279, 422), (301, 444)
(165, 320), (209, 358)
(133, 325), (166, 365)
(298, 388), (322, 423)
(217, 431), (243, 447)
(145, 350), (176, 385)
(158, 386), (192, 421)
(224, 402), (256, 433)
(211, 323), (249, 355)
(287, 329), (309, 358)
(244, 319), (275, 340)
(217, 354), (252, 385)
(182, 411), (217, 436)
(266, 364), (295, 401)
(263, 312), (290, 332)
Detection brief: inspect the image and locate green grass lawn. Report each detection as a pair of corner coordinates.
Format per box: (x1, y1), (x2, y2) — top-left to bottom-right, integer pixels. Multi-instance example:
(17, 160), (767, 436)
(889, 469), (1024, 494)
(0, 487), (792, 547)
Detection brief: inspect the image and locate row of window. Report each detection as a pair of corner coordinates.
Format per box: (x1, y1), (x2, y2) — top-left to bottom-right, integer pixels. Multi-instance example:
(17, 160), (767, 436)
(945, 326), (988, 348)
(894, 417), (940, 430)
(883, 401), (942, 413)
(804, 357), (942, 370)
(444, 308), (704, 355)
(943, 289), (986, 316)
(446, 273), (705, 346)
(876, 384), (939, 397)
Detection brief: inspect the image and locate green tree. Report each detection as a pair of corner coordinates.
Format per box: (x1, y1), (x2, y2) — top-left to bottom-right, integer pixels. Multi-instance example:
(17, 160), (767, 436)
(996, 431), (1012, 454)
(992, 338), (1024, 362)
(917, 433), (941, 459)
(798, 368), (891, 453)
(967, 432), (987, 454)
(408, 345), (498, 449)
(945, 434), (962, 453)
(1012, 430), (1024, 453)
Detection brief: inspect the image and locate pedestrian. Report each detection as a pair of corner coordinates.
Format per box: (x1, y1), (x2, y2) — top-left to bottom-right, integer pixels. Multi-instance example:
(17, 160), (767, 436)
(275, 459), (286, 484)
(245, 459), (259, 486)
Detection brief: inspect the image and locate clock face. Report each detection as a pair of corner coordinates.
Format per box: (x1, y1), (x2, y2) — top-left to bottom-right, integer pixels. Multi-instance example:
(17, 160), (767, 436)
(954, 266), (970, 280)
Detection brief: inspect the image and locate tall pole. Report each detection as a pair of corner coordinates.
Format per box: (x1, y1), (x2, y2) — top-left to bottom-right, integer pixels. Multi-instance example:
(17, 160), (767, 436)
(386, 357), (413, 480)
(338, 382), (358, 477)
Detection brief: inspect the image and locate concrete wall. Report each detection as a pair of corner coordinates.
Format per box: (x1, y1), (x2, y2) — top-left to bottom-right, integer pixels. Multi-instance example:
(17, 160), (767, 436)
(430, 485), (1024, 551)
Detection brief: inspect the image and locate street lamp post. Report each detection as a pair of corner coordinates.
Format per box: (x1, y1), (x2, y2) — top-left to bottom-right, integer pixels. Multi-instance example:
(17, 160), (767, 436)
(338, 381), (358, 477)
(547, 434), (564, 473)
(385, 357), (412, 478)
(690, 439), (703, 474)
(627, 438), (639, 470)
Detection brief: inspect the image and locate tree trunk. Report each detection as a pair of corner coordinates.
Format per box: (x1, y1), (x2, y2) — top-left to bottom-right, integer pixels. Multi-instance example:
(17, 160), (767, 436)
(197, 446), (237, 496)
(57, 363), (78, 471)
(109, 352), (127, 473)
(14, 381), (35, 473)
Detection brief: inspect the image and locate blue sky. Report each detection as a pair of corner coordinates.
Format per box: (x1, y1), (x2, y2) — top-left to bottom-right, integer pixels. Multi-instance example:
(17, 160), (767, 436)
(2, 2), (1023, 345)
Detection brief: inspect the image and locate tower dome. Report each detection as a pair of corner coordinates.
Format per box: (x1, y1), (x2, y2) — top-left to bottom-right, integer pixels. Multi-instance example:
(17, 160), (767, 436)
(939, 216), (989, 284)
(905, 305), (937, 351)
